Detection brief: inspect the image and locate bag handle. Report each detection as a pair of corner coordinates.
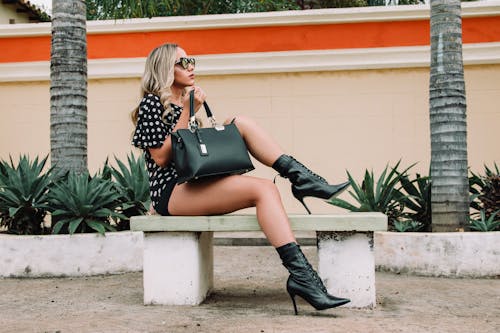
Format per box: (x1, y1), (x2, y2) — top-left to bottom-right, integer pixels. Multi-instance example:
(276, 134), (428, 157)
(189, 89), (216, 131)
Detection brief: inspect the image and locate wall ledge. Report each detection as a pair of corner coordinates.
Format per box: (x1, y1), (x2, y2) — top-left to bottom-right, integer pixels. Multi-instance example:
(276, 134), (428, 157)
(375, 231), (500, 278)
(0, 232), (143, 277)
(1, 42), (499, 82)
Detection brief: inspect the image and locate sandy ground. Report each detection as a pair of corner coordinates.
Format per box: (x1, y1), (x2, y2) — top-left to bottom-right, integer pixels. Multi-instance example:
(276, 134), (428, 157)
(1, 246), (499, 333)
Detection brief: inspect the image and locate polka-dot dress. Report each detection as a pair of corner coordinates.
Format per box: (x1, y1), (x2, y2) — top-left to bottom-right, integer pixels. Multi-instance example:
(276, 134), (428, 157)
(132, 93), (183, 215)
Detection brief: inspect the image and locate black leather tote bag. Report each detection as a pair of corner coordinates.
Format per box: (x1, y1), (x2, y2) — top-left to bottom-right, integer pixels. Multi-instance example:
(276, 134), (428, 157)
(171, 90), (254, 184)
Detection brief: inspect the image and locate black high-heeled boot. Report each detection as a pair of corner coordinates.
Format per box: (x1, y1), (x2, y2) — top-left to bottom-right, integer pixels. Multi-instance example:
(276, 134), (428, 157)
(276, 242), (350, 315)
(272, 155), (350, 214)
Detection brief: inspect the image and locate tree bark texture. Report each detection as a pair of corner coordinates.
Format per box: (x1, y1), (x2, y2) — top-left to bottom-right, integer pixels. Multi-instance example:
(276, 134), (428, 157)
(50, 0), (87, 175)
(429, 0), (469, 231)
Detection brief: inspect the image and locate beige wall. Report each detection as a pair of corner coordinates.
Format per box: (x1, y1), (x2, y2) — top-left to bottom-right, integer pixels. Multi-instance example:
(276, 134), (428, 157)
(0, 4), (31, 24)
(1, 65), (499, 213)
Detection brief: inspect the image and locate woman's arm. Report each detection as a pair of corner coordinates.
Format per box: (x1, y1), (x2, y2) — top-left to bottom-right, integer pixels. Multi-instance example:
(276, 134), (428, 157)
(148, 87), (205, 167)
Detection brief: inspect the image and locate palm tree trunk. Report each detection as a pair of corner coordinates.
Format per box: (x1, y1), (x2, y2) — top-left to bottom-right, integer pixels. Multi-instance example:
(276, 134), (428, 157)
(429, 0), (469, 232)
(50, 0), (87, 175)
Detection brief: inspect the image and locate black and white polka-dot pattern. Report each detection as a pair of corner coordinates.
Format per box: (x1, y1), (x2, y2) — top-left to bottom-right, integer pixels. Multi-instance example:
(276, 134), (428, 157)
(132, 93), (182, 211)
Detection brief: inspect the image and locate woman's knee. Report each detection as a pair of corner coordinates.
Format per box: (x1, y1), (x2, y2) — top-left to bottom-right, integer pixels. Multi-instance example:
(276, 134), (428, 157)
(249, 178), (280, 200)
(224, 115), (253, 128)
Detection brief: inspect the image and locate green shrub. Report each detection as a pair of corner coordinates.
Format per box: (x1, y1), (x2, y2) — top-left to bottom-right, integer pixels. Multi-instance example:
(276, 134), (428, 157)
(393, 219), (424, 232)
(469, 210), (500, 232)
(0, 155), (52, 235)
(398, 172), (431, 231)
(107, 153), (150, 230)
(328, 161), (413, 230)
(469, 163), (499, 226)
(0, 153), (150, 235)
(46, 172), (126, 235)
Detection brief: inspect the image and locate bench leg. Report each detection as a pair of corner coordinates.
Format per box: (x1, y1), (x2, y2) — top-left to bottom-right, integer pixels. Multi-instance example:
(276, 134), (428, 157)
(142, 231), (213, 305)
(316, 231), (376, 308)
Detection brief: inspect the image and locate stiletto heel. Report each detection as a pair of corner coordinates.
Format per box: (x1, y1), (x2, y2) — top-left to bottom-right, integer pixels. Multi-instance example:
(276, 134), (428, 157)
(272, 155), (350, 211)
(289, 292), (299, 315)
(295, 195), (311, 215)
(277, 243), (350, 315)
(294, 185), (348, 214)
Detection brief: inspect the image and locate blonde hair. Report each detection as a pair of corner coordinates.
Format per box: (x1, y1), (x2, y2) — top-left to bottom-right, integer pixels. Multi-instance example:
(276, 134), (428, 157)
(131, 43), (179, 125)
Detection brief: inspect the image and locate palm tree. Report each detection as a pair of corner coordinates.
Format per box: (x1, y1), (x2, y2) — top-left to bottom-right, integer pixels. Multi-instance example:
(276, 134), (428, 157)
(429, 0), (469, 232)
(50, 0), (88, 175)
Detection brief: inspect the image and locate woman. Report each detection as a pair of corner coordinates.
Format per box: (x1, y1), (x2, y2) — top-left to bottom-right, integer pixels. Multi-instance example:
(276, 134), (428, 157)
(132, 43), (351, 315)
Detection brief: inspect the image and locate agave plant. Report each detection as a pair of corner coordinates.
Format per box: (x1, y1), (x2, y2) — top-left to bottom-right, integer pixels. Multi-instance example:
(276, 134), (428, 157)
(108, 153), (150, 230)
(95, 157), (113, 181)
(398, 173), (431, 232)
(470, 163), (500, 222)
(328, 161), (414, 229)
(46, 171), (126, 235)
(393, 219), (424, 232)
(0, 155), (53, 235)
(469, 209), (500, 232)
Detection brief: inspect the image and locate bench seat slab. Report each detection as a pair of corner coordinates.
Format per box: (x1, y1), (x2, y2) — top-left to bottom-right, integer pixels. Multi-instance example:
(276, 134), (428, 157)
(131, 213), (387, 232)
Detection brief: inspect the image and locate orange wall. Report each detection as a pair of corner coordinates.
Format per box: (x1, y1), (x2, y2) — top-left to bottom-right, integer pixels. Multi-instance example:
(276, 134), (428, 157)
(1, 16), (500, 63)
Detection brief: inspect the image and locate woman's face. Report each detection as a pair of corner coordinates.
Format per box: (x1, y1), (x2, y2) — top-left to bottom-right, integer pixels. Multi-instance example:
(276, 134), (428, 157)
(173, 47), (195, 88)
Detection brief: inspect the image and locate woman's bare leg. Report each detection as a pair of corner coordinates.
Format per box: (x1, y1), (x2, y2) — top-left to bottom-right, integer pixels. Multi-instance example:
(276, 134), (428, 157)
(224, 116), (284, 167)
(168, 175), (295, 247)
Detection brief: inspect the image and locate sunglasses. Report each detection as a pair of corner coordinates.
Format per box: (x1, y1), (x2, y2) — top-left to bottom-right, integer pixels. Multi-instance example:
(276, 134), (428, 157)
(175, 57), (196, 69)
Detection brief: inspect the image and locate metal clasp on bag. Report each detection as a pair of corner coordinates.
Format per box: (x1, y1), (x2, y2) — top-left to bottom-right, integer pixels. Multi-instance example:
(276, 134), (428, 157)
(209, 116), (225, 131)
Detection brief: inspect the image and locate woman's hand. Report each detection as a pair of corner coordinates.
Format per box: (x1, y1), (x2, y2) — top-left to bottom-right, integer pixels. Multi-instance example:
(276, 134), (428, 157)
(183, 86), (206, 114)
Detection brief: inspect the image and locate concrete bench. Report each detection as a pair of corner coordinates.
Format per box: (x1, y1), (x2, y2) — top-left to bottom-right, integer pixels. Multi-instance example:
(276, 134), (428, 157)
(130, 212), (387, 308)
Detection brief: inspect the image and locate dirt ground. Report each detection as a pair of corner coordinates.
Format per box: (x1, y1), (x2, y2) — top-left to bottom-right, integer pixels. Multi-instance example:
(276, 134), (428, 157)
(1, 246), (499, 333)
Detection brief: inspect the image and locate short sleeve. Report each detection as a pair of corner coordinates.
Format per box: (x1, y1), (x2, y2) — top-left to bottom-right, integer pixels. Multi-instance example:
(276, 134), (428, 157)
(132, 94), (169, 149)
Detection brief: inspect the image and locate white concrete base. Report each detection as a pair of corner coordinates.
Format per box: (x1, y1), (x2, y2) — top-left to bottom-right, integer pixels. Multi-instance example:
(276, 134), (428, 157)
(0, 231), (143, 277)
(143, 232), (213, 305)
(375, 231), (500, 277)
(132, 214), (386, 307)
(317, 232), (375, 308)
(140, 229), (377, 307)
